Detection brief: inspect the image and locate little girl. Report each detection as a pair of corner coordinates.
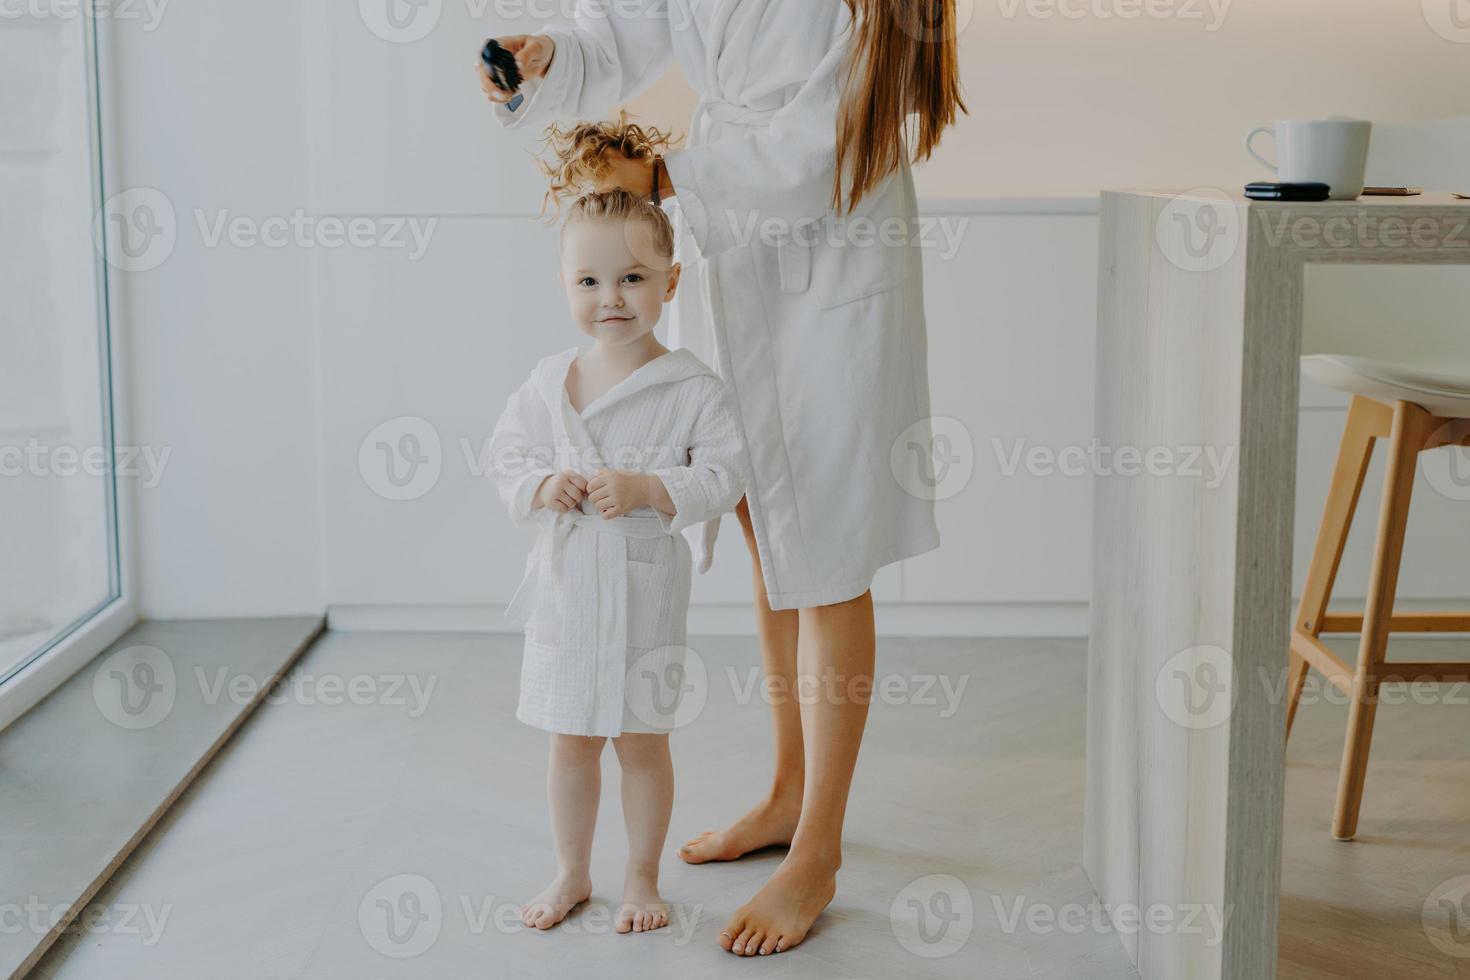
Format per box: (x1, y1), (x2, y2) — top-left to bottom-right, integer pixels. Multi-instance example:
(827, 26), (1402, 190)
(489, 187), (748, 934)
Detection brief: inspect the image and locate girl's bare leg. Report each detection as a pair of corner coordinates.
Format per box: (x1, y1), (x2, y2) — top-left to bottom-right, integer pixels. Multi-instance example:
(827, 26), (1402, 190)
(612, 732), (674, 933)
(679, 496), (805, 864)
(520, 733), (603, 930)
(720, 590), (876, 956)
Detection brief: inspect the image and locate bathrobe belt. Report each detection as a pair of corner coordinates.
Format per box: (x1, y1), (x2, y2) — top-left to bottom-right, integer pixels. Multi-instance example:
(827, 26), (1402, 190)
(505, 505), (670, 731)
(687, 98), (812, 296)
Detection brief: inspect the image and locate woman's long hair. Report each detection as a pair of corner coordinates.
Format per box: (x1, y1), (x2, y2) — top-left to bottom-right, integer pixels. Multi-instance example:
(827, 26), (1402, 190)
(835, 0), (967, 213)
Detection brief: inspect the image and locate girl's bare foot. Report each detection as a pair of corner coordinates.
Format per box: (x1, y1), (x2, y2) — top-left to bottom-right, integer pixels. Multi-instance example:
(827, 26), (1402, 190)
(719, 854), (837, 956)
(519, 870), (592, 931)
(678, 795), (801, 864)
(615, 871), (670, 933)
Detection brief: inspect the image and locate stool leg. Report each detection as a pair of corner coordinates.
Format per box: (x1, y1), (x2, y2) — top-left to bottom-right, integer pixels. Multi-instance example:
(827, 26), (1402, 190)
(1287, 396), (1379, 741)
(1332, 400), (1431, 840)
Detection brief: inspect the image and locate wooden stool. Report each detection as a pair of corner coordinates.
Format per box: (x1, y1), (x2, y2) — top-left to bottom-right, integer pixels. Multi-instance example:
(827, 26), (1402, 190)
(1285, 393), (1470, 840)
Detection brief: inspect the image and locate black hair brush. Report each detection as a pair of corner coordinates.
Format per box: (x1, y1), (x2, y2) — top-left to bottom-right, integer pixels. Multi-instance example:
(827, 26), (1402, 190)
(481, 39), (523, 96)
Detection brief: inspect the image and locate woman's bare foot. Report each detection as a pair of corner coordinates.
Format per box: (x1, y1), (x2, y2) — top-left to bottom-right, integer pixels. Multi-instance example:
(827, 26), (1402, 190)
(519, 870), (592, 931)
(719, 854), (838, 955)
(615, 870), (670, 934)
(678, 795), (801, 864)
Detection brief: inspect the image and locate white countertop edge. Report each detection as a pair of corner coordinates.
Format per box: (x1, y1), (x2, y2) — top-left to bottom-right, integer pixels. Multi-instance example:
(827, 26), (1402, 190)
(917, 195), (1101, 216)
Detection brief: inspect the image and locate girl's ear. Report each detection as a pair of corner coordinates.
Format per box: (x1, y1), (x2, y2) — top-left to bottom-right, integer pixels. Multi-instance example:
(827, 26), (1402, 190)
(663, 262), (682, 302)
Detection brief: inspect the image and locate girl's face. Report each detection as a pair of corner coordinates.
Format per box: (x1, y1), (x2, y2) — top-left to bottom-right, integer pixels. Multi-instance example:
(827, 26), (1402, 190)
(561, 219), (680, 347)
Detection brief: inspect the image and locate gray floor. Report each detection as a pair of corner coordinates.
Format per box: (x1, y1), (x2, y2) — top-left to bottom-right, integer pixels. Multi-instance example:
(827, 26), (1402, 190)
(29, 632), (1138, 980)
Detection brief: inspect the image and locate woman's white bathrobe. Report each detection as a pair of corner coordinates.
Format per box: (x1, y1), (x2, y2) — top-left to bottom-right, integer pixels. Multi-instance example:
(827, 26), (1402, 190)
(491, 346), (748, 736)
(493, 0), (941, 610)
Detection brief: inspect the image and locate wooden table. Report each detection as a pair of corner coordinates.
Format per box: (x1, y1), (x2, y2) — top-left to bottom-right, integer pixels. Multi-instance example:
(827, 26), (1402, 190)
(1083, 190), (1470, 980)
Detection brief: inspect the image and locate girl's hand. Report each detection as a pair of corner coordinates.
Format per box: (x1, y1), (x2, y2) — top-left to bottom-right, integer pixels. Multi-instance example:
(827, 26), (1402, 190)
(534, 470), (587, 514)
(587, 469), (650, 520)
(477, 34), (555, 103)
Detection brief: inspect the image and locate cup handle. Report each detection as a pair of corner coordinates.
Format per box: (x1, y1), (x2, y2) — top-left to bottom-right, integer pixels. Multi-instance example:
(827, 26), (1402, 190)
(1245, 127), (1277, 173)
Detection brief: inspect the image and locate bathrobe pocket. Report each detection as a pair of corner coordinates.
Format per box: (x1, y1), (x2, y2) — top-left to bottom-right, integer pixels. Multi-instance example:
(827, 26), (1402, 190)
(626, 557), (674, 650)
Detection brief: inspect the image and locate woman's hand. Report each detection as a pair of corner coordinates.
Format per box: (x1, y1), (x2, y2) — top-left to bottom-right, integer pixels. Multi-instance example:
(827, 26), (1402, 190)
(533, 470), (587, 514)
(477, 34), (555, 104)
(587, 470), (656, 520)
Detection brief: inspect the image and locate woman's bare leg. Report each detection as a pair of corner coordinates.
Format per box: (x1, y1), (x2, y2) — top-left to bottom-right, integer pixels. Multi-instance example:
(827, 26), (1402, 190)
(720, 590), (875, 956)
(678, 496), (805, 863)
(520, 734), (603, 930)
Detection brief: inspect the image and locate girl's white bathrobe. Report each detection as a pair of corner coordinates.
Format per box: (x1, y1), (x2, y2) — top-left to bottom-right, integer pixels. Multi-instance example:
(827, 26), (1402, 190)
(493, 0), (941, 611)
(491, 346), (748, 737)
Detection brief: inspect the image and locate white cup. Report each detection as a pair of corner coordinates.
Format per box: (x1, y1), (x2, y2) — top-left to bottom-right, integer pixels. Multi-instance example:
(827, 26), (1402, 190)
(1245, 117), (1373, 201)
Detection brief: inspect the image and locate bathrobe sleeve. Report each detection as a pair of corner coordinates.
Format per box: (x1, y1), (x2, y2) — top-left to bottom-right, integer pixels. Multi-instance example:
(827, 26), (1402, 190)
(490, 1), (674, 131)
(489, 373), (558, 527)
(651, 378), (749, 537)
(661, 26), (851, 258)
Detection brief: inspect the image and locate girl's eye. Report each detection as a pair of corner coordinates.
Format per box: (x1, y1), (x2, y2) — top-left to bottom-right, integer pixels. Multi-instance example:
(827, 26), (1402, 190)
(578, 277), (597, 287)
(623, 274), (644, 284)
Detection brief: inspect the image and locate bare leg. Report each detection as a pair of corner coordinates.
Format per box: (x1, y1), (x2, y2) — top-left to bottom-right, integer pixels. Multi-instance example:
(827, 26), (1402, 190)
(520, 734), (602, 930)
(721, 590), (875, 956)
(679, 496), (805, 864)
(612, 732), (673, 933)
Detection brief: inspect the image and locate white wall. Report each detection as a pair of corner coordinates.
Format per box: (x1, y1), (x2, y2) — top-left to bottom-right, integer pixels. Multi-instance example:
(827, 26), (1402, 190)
(109, 1), (1470, 630)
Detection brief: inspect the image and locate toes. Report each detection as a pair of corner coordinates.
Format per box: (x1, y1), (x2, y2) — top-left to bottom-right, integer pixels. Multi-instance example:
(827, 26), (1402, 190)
(634, 910), (646, 932)
(718, 925), (738, 952)
(749, 930), (767, 955)
(733, 927), (756, 956)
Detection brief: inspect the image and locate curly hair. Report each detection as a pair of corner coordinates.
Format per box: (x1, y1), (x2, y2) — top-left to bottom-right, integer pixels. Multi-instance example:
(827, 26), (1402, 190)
(537, 113), (680, 209)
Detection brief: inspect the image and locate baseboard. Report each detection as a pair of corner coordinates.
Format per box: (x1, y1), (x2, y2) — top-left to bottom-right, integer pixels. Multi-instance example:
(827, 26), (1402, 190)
(326, 602), (1093, 638)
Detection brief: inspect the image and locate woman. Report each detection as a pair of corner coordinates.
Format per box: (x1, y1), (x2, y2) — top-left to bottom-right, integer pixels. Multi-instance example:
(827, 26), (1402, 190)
(480, 0), (965, 957)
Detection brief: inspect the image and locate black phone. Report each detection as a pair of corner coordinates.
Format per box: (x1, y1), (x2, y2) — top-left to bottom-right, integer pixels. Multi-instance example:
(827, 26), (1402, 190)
(1244, 181), (1330, 202)
(481, 39), (523, 96)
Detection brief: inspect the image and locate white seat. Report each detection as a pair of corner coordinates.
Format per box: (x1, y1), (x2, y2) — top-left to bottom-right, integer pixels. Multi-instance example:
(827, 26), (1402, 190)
(1302, 353), (1470, 419)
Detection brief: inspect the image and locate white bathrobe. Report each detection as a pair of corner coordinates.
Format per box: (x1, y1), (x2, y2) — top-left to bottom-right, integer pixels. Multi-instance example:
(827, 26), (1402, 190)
(493, 0), (941, 611)
(491, 346), (748, 736)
